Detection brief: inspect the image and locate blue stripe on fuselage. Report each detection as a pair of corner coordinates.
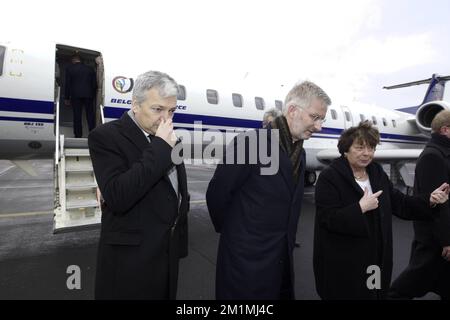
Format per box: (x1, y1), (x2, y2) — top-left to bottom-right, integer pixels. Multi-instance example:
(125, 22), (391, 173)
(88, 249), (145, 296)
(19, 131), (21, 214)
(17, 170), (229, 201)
(0, 116), (53, 123)
(103, 105), (428, 143)
(0, 100), (428, 144)
(104, 106), (263, 129)
(0, 97), (54, 114)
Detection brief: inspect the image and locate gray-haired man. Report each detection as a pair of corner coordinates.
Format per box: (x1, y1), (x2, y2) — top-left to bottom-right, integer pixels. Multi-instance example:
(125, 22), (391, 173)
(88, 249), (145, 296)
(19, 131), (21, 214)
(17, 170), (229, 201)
(207, 81), (331, 299)
(88, 70), (189, 299)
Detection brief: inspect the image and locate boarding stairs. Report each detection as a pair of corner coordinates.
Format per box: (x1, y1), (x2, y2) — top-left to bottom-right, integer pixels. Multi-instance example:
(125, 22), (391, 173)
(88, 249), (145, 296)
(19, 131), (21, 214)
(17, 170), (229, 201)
(53, 136), (101, 233)
(52, 90), (104, 233)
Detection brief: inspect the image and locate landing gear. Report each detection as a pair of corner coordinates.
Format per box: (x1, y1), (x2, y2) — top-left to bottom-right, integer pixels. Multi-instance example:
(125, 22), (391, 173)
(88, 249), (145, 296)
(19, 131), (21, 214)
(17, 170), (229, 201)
(305, 170), (317, 186)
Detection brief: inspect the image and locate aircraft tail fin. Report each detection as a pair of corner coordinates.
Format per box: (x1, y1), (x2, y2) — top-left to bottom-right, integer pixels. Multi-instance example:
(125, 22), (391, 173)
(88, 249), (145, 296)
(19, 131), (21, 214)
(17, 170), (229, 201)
(384, 74), (450, 113)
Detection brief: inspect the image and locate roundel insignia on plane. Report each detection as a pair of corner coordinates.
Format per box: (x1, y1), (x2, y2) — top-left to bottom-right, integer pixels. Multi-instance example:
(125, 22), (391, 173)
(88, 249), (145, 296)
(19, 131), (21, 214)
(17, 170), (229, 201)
(112, 76), (134, 94)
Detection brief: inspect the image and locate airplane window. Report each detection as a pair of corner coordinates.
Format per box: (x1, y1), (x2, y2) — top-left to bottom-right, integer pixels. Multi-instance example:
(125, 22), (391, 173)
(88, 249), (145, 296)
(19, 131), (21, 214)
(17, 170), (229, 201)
(0, 45), (5, 76)
(207, 89), (219, 104)
(372, 116), (378, 125)
(232, 93), (243, 108)
(392, 119), (397, 128)
(360, 114), (365, 122)
(345, 112), (351, 122)
(382, 118), (387, 126)
(177, 85), (186, 100)
(275, 100), (283, 110)
(255, 97), (265, 110)
(331, 109), (337, 120)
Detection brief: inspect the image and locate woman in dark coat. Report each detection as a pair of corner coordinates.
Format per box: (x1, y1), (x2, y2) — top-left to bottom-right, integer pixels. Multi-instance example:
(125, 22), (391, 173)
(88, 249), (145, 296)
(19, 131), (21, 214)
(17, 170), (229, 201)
(313, 121), (449, 300)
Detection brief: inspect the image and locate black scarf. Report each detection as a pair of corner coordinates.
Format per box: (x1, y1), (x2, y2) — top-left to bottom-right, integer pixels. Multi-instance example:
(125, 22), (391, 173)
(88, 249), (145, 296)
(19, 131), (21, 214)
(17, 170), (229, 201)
(271, 115), (304, 185)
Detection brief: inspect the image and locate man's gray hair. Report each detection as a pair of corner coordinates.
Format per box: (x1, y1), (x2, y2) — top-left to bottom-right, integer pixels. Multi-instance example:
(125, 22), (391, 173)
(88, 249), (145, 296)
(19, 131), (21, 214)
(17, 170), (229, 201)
(132, 70), (179, 104)
(431, 110), (450, 133)
(263, 108), (282, 121)
(283, 80), (332, 114)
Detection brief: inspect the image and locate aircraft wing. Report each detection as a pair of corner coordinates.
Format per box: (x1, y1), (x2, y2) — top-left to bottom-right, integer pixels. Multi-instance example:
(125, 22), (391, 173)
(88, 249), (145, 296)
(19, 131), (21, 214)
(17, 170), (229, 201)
(316, 148), (423, 163)
(406, 118), (421, 133)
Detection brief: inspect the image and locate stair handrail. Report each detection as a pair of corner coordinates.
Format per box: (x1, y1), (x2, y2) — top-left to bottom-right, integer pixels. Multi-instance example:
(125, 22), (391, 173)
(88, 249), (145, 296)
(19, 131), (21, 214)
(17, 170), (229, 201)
(55, 87), (61, 166)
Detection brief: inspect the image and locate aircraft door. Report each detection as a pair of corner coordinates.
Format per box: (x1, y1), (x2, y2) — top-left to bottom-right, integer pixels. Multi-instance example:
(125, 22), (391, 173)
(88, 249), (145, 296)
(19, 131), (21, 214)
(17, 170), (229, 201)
(340, 105), (354, 129)
(55, 44), (102, 138)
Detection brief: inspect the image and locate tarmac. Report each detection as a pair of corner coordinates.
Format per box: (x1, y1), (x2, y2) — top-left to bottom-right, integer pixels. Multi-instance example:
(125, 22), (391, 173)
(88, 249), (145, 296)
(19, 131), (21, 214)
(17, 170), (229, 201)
(0, 159), (440, 300)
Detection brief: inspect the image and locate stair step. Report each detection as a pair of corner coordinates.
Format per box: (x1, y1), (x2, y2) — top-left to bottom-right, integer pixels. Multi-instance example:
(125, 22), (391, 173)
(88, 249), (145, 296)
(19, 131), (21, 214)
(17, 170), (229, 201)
(64, 138), (88, 148)
(65, 157), (93, 172)
(65, 166), (93, 172)
(66, 199), (99, 210)
(65, 149), (90, 157)
(66, 172), (95, 184)
(66, 183), (98, 190)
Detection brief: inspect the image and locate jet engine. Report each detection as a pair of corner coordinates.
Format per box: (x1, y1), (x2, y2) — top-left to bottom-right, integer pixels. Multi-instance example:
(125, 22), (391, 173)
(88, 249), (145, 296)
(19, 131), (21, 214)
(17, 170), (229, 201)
(415, 100), (450, 134)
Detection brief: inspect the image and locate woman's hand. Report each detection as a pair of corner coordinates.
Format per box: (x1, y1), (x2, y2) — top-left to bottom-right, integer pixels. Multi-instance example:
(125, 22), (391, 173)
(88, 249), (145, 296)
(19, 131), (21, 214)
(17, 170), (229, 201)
(430, 182), (450, 207)
(359, 188), (383, 213)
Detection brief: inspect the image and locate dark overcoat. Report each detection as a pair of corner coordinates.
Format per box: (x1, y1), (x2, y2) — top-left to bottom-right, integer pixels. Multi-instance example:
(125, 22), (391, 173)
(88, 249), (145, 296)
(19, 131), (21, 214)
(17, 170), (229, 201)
(313, 156), (430, 299)
(64, 62), (97, 99)
(390, 134), (450, 298)
(88, 112), (189, 300)
(206, 129), (305, 299)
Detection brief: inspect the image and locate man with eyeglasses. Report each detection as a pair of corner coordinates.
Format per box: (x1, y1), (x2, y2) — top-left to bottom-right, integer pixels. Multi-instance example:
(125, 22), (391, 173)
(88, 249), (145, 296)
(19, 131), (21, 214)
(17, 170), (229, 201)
(207, 81), (331, 299)
(88, 71), (189, 299)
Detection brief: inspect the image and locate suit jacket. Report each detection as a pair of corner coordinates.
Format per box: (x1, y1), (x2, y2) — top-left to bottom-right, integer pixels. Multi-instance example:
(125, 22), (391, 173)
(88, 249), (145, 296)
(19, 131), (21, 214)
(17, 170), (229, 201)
(390, 133), (450, 298)
(88, 112), (189, 300)
(313, 156), (430, 300)
(65, 62), (97, 99)
(206, 129), (305, 299)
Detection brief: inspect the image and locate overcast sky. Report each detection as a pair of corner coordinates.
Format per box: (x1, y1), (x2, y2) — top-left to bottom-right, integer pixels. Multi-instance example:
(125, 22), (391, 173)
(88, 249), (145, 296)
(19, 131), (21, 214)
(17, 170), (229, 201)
(3, 0), (450, 110)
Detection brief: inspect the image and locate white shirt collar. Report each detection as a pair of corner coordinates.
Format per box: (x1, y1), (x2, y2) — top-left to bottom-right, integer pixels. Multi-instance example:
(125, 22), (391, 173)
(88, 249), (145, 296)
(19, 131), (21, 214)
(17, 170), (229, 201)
(127, 109), (151, 141)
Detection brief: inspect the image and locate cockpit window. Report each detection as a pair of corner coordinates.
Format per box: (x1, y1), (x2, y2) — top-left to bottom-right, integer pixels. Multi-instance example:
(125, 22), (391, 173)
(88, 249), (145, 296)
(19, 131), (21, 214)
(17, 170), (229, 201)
(0, 46), (6, 76)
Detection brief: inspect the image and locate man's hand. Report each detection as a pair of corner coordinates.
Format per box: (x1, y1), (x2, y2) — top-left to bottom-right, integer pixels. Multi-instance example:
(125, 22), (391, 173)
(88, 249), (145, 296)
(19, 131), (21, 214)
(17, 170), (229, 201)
(64, 99), (71, 106)
(429, 182), (450, 207)
(155, 118), (176, 147)
(442, 246), (450, 261)
(359, 188), (383, 213)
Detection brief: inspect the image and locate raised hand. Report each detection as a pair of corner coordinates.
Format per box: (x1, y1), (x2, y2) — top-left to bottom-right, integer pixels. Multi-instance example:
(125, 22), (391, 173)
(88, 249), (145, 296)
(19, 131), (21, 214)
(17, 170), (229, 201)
(442, 246), (450, 261)
(430, 182), (450, 206)
(155, 118), (176, 147)
(359, 188), (383, 213)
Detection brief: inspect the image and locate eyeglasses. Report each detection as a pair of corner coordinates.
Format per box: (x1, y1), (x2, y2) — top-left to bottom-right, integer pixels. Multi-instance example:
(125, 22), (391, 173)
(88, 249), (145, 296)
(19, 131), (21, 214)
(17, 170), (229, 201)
(294, 105), (326, 124)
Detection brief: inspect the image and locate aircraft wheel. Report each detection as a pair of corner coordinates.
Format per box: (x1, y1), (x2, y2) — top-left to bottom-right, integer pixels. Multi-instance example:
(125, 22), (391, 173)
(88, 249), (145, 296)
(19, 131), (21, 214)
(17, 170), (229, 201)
(305, 171), (317, 186)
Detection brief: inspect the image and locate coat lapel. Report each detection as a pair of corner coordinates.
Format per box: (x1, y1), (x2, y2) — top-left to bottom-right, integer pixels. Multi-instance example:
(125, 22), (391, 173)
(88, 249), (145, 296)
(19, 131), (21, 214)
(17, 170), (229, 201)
(118, 112), (177, 194)
(332, 157), (365, 196)
(292, 150), (306, 203)
(118, 112), (152, 152)
(278, 149), (295, 194)
(176, 161), (188, 199)
(265, 127), (295, 194)
(366, 163), (387, 244)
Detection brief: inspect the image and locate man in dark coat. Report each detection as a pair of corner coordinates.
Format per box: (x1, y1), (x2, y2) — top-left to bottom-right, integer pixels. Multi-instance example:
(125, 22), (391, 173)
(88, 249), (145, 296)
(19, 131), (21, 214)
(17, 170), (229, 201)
(390, 110), (450, 300)
(207, 81), (331, 299)
(65, 54), (97, 138)
(88, 71), (189, 299)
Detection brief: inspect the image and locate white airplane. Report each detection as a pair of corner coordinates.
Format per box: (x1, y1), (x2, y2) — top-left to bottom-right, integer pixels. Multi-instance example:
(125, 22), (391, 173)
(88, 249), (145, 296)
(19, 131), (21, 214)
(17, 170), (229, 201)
(0, 42), (448, 231)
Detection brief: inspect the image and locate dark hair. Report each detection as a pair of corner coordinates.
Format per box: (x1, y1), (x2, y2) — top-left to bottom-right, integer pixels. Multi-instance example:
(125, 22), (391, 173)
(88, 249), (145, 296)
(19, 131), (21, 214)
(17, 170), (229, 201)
(71, 54), (81, 62)
(337, 121), (380, 155)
